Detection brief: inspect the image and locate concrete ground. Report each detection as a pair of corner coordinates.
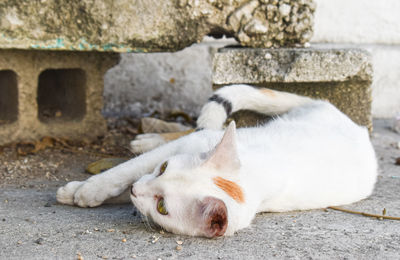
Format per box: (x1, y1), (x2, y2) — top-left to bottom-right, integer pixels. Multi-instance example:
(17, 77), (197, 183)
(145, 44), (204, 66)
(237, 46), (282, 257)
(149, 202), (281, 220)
(1, 119), (399, 260)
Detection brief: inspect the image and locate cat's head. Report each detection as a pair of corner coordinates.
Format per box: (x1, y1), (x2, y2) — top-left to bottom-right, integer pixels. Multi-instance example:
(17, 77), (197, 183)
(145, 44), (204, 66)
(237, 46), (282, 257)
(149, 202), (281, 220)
(130, 122), (244, 237)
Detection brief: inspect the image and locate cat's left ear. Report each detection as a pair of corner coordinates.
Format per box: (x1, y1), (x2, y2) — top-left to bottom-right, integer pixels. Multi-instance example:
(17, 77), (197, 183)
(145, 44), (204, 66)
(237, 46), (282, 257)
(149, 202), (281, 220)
(203, 121), (240, 172)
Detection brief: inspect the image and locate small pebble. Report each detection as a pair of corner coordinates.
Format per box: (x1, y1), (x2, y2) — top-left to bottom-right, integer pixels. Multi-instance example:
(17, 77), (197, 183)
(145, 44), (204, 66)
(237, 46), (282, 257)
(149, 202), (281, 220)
(122, 238), (127, 242)
(55, 111), (62, 117)
(77, 252), (84, 260)
(176, 245), (183, 251)
(35, 238), (44, 245)
(395, 157), (400, 166)
(17, 241), (22, 245)
(151, 236), (160, 243)
(107, 229), (115, 232)
(176, 240), (183, 245)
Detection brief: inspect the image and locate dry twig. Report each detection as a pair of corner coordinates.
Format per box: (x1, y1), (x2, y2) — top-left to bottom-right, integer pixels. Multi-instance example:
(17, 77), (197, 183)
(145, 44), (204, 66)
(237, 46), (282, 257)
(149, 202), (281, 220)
(328, 206), (400, 221)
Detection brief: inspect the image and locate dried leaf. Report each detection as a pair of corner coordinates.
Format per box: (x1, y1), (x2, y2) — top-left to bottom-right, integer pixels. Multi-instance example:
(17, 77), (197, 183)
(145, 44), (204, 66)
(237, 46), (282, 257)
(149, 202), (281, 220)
(86, 158), (128, 175)
(16, 142), (35, 156)
(32, 137), (54, 153)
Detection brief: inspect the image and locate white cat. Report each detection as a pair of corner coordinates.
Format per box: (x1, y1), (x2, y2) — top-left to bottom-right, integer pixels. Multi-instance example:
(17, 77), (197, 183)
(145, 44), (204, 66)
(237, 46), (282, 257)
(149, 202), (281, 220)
(57, 84), (378, 238)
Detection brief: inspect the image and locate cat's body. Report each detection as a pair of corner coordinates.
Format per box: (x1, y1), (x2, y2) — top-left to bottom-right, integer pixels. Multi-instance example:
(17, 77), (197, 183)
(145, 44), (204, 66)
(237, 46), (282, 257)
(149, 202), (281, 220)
(57, 85), (377, 237)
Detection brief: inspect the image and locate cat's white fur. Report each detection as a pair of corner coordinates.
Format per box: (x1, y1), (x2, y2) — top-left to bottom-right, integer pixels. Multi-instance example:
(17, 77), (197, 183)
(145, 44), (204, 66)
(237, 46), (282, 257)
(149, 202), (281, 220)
(57, 85), (377, 237)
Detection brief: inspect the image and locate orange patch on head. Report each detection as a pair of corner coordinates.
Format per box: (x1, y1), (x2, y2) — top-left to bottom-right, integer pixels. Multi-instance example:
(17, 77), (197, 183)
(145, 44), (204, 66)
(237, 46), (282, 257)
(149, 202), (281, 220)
(213, 176), (245, 203)
(260, 88), (276, 97)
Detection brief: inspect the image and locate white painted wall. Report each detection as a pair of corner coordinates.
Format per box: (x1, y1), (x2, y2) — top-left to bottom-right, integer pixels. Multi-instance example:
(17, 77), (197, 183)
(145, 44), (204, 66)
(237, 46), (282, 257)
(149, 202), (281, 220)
(365, 45), (400, 118)
(313, 0), (400, 44)
(312, 0), (400, 118)
(104, 1), (400, 119)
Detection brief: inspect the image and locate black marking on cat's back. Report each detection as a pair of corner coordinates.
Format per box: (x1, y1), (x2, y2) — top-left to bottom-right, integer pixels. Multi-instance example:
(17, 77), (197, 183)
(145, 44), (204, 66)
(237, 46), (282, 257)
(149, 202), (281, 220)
(208, 94), (232, 116)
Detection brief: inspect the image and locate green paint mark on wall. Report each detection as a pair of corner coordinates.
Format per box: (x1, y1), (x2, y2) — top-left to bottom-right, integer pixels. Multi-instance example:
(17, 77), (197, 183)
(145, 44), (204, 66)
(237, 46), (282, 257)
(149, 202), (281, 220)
(26, 37), (149, 53)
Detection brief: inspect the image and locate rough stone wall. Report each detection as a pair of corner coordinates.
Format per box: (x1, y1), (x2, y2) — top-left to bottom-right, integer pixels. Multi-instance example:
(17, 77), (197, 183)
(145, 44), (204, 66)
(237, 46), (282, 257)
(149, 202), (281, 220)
(0, 0), (314, 51)
(103, 38), (237, 118)
(213, 47), (373, 130)
(103, 40), (218, 118)
(102, 0), (400, 119)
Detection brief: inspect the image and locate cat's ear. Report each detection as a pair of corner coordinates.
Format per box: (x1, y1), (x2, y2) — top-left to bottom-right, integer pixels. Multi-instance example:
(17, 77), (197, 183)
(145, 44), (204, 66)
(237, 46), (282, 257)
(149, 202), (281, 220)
(198, 196), (228, 238)
(203, 121), (240, 172)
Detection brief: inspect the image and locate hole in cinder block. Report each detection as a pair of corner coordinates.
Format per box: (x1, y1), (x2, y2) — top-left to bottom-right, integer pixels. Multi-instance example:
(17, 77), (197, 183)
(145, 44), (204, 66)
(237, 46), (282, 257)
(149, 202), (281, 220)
(37, 69), (86, 122)
(0, 70), (18, 125)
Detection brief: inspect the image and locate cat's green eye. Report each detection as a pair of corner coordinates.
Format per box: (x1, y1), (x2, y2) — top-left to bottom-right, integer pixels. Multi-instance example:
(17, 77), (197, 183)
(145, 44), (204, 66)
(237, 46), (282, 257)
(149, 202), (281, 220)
(157, 197), (168, 215)
(158, 161), (168, 176)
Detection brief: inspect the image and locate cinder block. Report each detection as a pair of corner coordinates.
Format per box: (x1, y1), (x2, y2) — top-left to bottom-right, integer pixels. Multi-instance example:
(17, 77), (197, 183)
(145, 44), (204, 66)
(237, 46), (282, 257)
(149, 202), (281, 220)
(0, 50), (119, 145)
(213, 47), (373, 130)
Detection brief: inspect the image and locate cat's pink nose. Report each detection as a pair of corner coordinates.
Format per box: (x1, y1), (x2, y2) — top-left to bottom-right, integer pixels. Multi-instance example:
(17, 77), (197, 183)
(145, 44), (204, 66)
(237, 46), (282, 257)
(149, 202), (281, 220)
(131, 185), (137, 197)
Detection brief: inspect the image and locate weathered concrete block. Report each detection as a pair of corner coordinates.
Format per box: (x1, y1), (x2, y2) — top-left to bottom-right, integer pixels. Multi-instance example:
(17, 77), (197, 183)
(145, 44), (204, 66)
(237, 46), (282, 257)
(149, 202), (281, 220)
(213, 47), (373, 130)
(0, 0), (314, 51)
(0, 50), (119, 145)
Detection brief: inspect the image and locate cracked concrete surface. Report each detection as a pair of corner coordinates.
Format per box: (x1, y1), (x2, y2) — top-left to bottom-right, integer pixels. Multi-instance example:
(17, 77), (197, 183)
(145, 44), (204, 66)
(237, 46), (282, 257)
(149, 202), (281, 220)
(0, 119), (399, 259)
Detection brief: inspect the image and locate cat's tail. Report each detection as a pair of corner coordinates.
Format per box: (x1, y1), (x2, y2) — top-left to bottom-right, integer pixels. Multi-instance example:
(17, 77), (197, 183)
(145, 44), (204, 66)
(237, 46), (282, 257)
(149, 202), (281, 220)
(196, 84), (313, 130)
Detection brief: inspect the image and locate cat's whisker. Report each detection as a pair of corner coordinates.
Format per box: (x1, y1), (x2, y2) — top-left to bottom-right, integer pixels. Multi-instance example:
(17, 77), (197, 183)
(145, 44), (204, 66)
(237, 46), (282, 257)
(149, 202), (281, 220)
(140, 214), (156, 232)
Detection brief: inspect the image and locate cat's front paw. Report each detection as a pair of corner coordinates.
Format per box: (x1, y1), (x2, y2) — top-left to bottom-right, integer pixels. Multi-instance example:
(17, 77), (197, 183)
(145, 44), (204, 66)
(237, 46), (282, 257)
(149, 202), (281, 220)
(130, 133), (166, 153)
(72, 178), (113, 207)
(57, 178), (114, 207)
(56, 181), (85, 205)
